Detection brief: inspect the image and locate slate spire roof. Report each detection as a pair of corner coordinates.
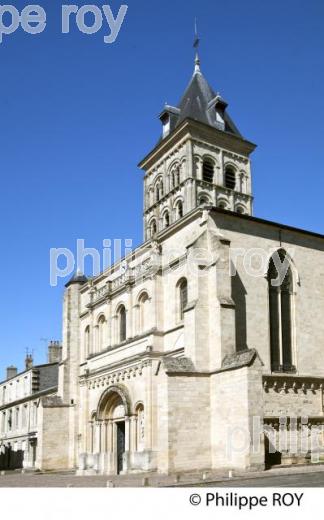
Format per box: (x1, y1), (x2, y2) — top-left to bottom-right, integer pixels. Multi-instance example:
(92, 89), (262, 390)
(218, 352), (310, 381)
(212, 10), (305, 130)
(160, 54), (242, 139)
(65, 269), (88, 288)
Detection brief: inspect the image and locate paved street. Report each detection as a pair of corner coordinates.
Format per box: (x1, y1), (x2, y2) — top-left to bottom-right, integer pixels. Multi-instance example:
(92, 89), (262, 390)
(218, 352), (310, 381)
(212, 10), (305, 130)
(1, 469), (324, 487)
(202, 471), (324, 487)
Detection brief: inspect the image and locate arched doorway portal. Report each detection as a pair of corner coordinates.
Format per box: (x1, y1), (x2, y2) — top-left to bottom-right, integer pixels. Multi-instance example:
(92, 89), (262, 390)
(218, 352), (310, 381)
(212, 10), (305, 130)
(96, 386), (131, 475)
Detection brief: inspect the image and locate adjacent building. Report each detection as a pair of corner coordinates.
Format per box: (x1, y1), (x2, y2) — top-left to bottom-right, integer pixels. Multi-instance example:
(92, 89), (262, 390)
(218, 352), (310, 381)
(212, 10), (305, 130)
(0, 342), (62, 471)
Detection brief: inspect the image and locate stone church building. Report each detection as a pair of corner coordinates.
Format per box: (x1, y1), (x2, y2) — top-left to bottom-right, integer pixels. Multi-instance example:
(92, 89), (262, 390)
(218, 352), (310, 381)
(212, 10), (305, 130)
(5, 52), (324, 475)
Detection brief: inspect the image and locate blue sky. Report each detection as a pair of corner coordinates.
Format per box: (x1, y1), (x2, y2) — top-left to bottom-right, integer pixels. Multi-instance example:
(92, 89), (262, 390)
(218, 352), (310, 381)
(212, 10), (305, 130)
(0, 0), (323, 376)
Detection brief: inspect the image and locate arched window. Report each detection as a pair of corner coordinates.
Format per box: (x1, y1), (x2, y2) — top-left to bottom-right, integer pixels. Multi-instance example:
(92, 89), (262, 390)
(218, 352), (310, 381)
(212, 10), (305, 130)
(84, 326), (90, 357)
(236, 206), (245, 215)
(118, 305), (127, 343)
(156, 184), (160, 202)
(225, 166), (236, 190)
(138, 293), (149, 333)
(175, 167), (180, 186)
(199, 196), (209, 206)
(150, 219), (157, 237)
(176, 201), (183, 219)
(202, 159), (214, 183)
(164, 211), (170, 228)
(98, 315), (106, 351)
(268, 250), (294, 372)
(218, 200), (227, 210)
(156, 179), (164, 202)
(178, 278), (188, 321)
(171, 166), (180, 188)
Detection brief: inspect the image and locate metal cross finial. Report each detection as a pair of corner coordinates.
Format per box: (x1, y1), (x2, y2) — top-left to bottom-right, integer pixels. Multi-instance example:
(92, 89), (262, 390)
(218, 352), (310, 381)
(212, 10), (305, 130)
(193, 18), (201, 73)
(194, 18), (199, 48)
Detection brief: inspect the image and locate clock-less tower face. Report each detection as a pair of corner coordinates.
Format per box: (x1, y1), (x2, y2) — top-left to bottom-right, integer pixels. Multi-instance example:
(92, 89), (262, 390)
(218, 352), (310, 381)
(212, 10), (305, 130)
(138, 56), (256, 242)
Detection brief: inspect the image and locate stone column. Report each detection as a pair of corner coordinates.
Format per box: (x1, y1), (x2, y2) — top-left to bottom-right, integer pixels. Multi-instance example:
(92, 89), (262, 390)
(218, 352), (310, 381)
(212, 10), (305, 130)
(89, 310), (94, 356)
(95, 325), (100, 355)
(107, 299), (112, 348)
(127, 287), (133, 339)
(103, 420), (108, 452)
(89, 422), (94, 453)
(108, 420), (113, 451)
(145, 365), (152, 451)
(95, 421), (102, 453)
(133, 304), (140, 336)
(187, 139), (194, 179)
(111, 315), (117, 346)
(125, 417), (131, 452)
(130, 416), (138, 453)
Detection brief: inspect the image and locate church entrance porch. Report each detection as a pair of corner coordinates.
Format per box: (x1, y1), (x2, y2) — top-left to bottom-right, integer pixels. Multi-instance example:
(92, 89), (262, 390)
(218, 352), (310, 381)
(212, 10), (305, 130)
(78, 385), (156, 476)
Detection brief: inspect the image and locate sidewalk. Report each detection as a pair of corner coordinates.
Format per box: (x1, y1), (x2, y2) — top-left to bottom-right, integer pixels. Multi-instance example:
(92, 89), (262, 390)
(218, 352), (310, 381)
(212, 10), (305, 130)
(1, 462), (324, 487)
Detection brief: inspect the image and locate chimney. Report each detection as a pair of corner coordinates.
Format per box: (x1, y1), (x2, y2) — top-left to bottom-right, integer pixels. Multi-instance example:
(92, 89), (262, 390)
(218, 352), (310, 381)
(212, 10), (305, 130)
(6, 366), (17, 380)
(25, 354), (33, 370)
(48, 341), (63, 364)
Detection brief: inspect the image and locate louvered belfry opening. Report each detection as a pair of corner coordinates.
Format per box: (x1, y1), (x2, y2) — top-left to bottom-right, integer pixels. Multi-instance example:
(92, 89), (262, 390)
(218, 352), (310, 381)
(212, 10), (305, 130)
(225, 167), (236, 190)
(202, 159), (214, 183)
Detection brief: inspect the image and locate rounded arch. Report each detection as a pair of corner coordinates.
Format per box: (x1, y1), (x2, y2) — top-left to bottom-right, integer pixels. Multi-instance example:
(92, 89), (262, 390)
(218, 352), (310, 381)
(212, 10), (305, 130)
(134, 400), (144, 412)
(116, 303), (127, 343)
(176, 277), (188, 322)
(198, 192), (211, 206)
(235, 204), (246, 215)
(169, 161), (181, 188)
(148, 217), (157, 237)
(202, 153), (219, 165)
(176, 276), (188, 288)
(97, 385), (132, 420)
(161, 208), (171, 228)
(224, 160), (237, 171)
(173, 195), (184, 207)
(217, 197), (229, 210)
(137, 290), (150, 333)
(154, 174), (164, 186)
(267, 248), (298, 291)
(173, 197), (184, 219)
(84, 325), (90, 357)
(115, 301), (127, 315)
(168, 159), (181, 174)
(97, 314), (107, 352)
(97, 313), (106, 324)
(136, 289), (150, 304)
(154, 175), (164, 201)
(90, 410), (97, 422)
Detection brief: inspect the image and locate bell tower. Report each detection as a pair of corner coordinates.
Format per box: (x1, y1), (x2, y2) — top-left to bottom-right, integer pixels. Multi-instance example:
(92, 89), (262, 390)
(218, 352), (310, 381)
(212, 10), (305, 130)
(139, 48), (257, 242)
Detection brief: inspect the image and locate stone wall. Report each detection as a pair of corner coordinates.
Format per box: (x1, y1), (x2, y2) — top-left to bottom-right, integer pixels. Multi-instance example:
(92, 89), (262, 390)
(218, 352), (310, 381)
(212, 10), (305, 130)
(210, 355), (264, 471)
(263, 375), (324, 418)
(156, 363), (211, 474)
(37, 398), (70, 471)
